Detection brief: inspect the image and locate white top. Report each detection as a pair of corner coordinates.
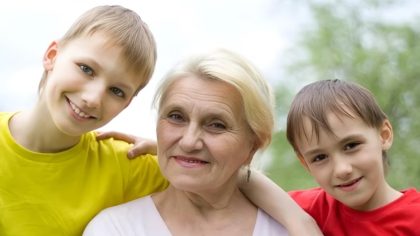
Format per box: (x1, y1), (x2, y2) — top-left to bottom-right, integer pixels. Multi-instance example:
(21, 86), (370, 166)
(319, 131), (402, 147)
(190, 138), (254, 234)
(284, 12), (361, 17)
(83, 196), (288, 236)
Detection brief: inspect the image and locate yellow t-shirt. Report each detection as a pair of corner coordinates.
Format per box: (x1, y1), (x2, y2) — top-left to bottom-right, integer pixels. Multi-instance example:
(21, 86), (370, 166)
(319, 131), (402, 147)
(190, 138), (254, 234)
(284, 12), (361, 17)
(0, 112), (169, 236)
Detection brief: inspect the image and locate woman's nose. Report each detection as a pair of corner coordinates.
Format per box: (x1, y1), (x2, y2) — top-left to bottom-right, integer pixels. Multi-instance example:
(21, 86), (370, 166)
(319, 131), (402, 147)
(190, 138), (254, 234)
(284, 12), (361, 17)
(179, 124), (203, 152)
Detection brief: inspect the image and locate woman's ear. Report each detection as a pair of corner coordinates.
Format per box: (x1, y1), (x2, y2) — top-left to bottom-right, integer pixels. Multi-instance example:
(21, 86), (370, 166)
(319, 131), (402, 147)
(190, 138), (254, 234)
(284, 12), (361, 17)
(43, 41), (59, 71)
(380, 119), (393, 151)
(244, 140), (260, 165)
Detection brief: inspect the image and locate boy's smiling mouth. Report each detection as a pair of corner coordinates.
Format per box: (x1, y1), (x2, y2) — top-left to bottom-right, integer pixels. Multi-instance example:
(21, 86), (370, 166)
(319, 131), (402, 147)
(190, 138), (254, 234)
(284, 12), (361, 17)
(67, 98), (97, 120)
(335, 176), (363, 190)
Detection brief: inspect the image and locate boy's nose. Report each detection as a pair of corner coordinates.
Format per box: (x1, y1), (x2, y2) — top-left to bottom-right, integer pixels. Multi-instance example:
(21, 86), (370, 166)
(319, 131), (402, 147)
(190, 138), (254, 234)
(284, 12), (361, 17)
(333, 158), (352, 179)
(179, 124), (203, 152)
(82, 82), (106, 109)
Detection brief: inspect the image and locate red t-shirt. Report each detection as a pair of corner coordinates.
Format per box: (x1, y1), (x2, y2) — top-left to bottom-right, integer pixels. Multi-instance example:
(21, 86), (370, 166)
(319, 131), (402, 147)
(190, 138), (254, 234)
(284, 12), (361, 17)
(290, 187), (420, 236)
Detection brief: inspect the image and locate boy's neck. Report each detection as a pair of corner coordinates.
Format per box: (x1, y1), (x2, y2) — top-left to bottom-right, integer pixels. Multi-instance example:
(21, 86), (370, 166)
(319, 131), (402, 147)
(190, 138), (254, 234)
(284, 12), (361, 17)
(8, 110), (81, 153)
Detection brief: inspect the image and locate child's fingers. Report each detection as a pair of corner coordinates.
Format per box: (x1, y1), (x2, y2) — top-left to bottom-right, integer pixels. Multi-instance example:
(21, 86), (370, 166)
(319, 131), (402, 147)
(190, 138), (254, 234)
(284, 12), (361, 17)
(95, 131), (157, 158)
(96, 131), (135, 143)
(127, 139), (157, 159)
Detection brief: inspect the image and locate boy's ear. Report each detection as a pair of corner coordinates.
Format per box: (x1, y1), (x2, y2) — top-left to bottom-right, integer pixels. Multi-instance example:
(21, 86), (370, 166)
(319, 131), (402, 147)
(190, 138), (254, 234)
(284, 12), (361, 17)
(380, 119), (393, 151)
(43, 41), (59, 71)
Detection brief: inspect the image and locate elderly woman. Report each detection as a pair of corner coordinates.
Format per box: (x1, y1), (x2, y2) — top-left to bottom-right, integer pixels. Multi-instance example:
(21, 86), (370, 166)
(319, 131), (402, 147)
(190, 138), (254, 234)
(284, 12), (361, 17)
(84, 49), (316, 235)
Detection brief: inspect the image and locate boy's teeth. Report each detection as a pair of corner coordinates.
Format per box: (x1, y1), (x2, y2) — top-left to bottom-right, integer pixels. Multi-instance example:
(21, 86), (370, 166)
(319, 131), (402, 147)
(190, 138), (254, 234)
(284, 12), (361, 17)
(70, 102), (91, 118)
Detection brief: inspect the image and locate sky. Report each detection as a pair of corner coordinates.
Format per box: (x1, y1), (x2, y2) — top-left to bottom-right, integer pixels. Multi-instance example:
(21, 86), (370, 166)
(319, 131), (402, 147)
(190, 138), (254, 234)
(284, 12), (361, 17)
(0, 0), (304, 139)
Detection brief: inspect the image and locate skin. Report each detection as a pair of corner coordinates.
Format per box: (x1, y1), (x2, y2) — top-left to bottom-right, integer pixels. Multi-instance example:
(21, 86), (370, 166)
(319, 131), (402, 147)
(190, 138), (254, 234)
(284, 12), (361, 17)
(153, 76), (259, 235)
(8, 33), (141, 153)
(297, 111), (402, 211)
(156, 75), (257, 200)
(96, 76), (324, 235)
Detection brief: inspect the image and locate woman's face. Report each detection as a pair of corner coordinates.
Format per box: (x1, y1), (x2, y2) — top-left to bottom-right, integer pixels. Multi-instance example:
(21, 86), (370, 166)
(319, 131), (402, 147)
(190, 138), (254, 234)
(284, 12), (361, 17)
(156, 76), (257, 194)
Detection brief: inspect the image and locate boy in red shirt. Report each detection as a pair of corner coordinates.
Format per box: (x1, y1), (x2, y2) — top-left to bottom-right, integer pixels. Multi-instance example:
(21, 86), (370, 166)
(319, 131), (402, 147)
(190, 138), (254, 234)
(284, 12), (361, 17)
(265, 79), (420, 235)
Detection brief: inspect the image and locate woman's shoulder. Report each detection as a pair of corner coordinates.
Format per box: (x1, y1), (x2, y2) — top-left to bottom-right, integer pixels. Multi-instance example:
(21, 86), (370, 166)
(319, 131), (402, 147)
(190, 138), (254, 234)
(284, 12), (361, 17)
(254, 209), (288, 236)
(100, 195), (155, 217)
(84, 195), (171, 236)
(84, 196), (153, 232)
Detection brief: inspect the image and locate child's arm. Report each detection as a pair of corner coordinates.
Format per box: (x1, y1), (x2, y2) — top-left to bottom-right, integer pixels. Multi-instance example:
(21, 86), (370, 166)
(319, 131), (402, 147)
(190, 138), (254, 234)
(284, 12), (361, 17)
(96, 131), (157, 158)
(239, 168), (323, 236)
(97, 131), (322, 235)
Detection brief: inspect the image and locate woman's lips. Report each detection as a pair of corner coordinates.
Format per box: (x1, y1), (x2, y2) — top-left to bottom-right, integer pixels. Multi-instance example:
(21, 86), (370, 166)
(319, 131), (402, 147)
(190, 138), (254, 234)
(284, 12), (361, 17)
(172, 156), (209, 168)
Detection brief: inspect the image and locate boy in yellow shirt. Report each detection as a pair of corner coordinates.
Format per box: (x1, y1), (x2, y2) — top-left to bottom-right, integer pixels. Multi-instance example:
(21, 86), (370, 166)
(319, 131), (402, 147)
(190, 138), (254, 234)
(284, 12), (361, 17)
(0, 5), (167, 235)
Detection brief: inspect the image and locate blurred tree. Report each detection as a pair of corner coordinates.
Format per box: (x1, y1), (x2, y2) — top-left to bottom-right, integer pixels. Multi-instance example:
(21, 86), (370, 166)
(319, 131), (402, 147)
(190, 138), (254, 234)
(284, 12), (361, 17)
(266, 0), (420, 190)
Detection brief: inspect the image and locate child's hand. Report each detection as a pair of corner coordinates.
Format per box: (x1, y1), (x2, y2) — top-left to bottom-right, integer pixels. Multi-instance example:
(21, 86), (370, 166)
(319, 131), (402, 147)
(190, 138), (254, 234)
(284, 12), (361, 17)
(96, 131), (157, 158)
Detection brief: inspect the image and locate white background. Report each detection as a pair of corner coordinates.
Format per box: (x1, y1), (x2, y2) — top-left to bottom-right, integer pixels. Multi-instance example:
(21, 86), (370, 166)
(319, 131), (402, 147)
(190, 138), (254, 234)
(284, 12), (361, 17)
(1, 0), (419, 141)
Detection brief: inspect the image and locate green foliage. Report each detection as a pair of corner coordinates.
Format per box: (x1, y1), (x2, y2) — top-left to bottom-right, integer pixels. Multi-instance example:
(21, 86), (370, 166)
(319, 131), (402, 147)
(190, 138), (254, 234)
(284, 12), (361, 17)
(266, 0), (420, 190)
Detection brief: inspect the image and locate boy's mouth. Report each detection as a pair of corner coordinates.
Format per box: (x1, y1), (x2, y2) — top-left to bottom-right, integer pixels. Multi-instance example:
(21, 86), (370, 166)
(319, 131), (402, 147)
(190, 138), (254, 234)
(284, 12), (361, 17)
(67, 98), (97, 120)
(335, 176), (363, 189)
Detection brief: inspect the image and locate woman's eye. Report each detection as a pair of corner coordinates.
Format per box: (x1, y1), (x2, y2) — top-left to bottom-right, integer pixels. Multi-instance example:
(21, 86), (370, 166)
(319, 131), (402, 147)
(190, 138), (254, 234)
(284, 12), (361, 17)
(80, 65), (94, 76)
(168, 113), (184, 122)
(209, 122), (226, 130)
(110, 87), (125, 98)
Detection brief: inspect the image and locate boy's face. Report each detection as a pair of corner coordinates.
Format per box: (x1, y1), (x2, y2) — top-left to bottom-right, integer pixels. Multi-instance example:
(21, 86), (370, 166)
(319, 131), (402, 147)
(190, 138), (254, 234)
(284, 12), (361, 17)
(41, 33), (143, 136)
(297, 111), (393, 211)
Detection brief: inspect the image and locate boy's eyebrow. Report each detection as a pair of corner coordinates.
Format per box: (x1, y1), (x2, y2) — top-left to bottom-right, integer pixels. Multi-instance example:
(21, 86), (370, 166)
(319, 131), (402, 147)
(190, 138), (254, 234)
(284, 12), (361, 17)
(302, 148), (322, 157)
(337, 135), (362, 145)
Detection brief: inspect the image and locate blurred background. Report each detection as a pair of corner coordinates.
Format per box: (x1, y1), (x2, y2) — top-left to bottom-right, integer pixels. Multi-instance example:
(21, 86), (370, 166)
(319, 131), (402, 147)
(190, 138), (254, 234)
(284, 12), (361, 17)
(1, 0), (420, 191)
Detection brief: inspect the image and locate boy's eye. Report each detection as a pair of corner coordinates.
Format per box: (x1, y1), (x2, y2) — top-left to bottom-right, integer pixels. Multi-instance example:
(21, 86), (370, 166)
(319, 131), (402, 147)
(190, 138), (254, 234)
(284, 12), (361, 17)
(80, 65), (94, 76)
(110, 87), (125, 98)
(344, 142), (360, 151)
(312, 154), (327, 163)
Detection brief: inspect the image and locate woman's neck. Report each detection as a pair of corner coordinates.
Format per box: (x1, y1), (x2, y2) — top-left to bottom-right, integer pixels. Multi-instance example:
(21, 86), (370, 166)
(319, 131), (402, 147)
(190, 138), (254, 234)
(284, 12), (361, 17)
(8, 109), (81, 153)
(152, 184), (258, 235)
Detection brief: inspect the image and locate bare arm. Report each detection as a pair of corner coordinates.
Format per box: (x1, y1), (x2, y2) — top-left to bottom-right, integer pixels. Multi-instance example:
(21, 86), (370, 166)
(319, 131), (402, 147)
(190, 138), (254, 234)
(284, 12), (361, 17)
(239, 168), (323, 236)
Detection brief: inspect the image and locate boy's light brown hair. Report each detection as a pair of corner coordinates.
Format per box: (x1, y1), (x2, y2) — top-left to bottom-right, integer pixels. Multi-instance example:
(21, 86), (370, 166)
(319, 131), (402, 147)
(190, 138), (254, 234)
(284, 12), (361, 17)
(39, 5), (157, 93)
(286, 79), (390, 170)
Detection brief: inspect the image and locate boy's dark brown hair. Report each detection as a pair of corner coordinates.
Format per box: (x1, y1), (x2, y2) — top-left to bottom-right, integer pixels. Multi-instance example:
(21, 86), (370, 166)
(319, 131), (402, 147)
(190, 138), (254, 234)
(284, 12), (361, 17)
(286, 79), (390, 170)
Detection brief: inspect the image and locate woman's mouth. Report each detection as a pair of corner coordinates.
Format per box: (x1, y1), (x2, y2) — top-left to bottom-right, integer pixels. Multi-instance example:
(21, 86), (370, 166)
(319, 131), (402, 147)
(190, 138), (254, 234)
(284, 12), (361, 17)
(172, 156), (209, 168)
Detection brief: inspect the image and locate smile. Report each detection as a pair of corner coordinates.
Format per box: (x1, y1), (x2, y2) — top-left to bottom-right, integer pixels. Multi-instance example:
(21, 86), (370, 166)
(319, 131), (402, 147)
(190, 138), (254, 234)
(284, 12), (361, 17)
(67, 98), (96, 119)
(172, 156), (209, 168)
(335, 177), (363, 190)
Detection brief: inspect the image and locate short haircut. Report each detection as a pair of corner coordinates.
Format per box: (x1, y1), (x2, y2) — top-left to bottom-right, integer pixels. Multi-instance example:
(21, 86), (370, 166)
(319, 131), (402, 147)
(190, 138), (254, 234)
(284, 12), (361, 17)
(153, 49), (275, 150)
(286, 79), (389, 169)
(39, 5), (156, 93)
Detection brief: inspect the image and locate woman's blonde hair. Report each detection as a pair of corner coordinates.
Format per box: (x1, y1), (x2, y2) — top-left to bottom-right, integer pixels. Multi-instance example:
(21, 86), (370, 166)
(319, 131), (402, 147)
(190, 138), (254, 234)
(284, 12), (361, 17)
(153, 49), (275, 150)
